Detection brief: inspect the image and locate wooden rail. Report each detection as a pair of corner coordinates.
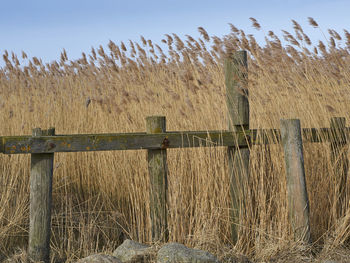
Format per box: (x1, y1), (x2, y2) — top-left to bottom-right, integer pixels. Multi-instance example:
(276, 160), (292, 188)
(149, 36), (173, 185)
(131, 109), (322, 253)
(1, 51), (348, 262)
(0, 127), (341, 154)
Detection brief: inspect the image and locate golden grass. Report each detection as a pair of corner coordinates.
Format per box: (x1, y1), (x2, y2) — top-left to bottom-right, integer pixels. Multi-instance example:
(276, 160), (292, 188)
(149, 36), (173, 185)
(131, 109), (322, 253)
(1, 17), (350, 262)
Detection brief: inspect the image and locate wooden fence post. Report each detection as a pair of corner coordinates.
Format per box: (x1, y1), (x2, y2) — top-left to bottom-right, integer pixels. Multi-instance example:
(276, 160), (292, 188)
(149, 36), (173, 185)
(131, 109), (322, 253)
(280, 119), (311, 244)
(225, 50), (250, 243)
(330, 117), (348, 218)
(146, 116), (168, 242)
(28, 127), (55, 263)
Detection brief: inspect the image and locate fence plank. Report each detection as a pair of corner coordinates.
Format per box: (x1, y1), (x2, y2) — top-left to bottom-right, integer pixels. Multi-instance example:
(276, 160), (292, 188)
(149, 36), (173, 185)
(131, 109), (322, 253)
(330, 117), (348, 218)
(280, 119), (311, 243)
(28, 128), (55, 263)
(225, 50), (250, 243)
(0, 128), (342, 155)
(146, 116), (168, 242)
(1, 130), (249, 154)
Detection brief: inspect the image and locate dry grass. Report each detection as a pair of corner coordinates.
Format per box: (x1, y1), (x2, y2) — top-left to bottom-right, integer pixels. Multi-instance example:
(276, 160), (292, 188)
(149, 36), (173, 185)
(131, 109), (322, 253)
(1, 18), (350, 262)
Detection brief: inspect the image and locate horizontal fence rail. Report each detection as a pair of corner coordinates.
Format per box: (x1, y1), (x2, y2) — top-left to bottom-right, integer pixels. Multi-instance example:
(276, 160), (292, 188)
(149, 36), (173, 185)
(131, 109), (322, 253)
(0, 127), (348, 154)
(1, 130), (248, 154)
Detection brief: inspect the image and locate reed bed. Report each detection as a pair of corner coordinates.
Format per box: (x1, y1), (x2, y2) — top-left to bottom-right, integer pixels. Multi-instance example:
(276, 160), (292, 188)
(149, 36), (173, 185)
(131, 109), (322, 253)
(1, 18), (350, 262)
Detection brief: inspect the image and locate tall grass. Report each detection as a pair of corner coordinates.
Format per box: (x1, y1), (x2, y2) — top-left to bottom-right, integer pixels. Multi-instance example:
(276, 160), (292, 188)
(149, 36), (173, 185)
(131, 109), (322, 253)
(1, 17), (350, 262)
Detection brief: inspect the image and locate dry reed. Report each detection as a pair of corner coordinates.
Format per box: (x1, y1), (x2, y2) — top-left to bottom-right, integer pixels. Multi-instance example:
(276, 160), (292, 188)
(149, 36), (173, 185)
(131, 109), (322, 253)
(1, 18), (350, 262)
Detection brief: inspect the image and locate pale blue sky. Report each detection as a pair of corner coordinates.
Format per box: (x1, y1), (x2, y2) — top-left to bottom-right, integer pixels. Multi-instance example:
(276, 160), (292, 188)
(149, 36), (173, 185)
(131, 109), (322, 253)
(1, 0), (349, 64)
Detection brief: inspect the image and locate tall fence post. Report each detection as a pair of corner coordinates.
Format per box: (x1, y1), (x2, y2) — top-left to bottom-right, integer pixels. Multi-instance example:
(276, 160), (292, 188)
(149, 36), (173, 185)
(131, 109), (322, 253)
(225, 50), (250, 243)
(146, 116), (168, 242)
(330, 117), (348, 218)
(28, 127), (55, 263)
(280, 119), (311, 244)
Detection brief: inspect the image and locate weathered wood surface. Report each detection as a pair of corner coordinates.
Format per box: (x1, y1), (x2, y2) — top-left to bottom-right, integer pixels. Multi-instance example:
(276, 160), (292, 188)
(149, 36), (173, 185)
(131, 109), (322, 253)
(146, 116), (168, 242)
(225, 51), (249, 127)
(0, 130), (248, 154)
(0, 128), (345, 155)
(280, 119), (311, 244)
(252, 127), (335, 145)
(225, 50), (250, 243)
(28, 128), (55, 263)
(330, 117), (348, 218)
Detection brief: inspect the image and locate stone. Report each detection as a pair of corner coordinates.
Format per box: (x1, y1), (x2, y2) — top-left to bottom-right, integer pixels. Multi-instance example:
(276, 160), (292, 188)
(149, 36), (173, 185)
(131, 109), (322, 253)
(113, 239), (154, 262)
(157, 242), (220, 263)
(76, 254), (122, 263)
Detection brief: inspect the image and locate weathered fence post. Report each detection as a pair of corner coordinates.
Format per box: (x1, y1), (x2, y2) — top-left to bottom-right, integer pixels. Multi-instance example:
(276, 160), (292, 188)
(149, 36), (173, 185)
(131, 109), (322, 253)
(28, 127), (55, 263)
(146, 116), (168, 242)
(225, 50), (250, 243)
(330, 117), (348, 218)
(280, 119), (311, 244)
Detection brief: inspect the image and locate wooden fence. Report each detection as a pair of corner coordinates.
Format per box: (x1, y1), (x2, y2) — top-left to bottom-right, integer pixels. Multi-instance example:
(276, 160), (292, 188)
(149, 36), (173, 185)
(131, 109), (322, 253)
(0, 51), (348, 263)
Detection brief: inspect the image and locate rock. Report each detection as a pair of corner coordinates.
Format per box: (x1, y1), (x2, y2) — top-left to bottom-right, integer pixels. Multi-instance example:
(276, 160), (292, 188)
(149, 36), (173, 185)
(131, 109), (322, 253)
(157, 242), (220, 263)
(113, 239), (154, 262)
(76, 254), (122, 263)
